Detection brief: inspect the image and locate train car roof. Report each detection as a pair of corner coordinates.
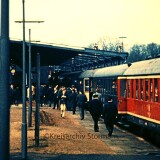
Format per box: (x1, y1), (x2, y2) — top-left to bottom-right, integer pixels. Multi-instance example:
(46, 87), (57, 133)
(79, 69), (98, 78)
(59, 71), (82, 78)
(93, 64), (128, 77)
(123, 58), (160, 76)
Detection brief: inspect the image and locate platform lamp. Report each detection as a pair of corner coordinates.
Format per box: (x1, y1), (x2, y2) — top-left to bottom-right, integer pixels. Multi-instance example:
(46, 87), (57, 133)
(15, 0), (44, 158)
(119, 36), (127, 52)
(27, 29), (41, 128)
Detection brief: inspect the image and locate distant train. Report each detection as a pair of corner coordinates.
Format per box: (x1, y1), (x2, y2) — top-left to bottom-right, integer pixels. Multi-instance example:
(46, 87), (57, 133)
(60, 57), (160, 143)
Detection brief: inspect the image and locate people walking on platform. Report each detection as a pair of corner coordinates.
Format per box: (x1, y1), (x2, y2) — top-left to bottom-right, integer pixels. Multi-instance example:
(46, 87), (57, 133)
(88, 94), (103, 132)
(76, 91), (87, 120)
(69, 89), (78, 114)
(59, 86), (67, 118)
(27, 85), (35, 104)
(9, 84), (16, 106)
(103, 96), (118, 137)
(92, 88), (102, 102)
(47, 85), (54, 107)
(53, 85), (59, 109)
(14, 86), (20, 106)
(40, 85), (45, 107)
(66, 87), (72, 111)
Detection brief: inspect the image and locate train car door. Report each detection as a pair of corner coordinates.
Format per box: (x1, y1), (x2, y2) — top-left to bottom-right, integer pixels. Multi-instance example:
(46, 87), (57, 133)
(83, 78), (90, 100)
(118, 77), (127, 114)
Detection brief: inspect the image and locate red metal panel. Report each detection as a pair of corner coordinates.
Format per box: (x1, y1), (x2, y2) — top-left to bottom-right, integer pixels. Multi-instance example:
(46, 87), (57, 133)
(152, 79), (155, 102)
(127, 98), (160, 122)
(158, 79), (160, 103)
(138, 79), (141, 100)
(148, 79), (151, 102)
(130, 79), (133, 98)
(151, 103), (160, 121)
(117, 79), (121, 98)
(143, 79), (146, 101)
(118, 79), (127, 112)
(133, 79), (136, 99)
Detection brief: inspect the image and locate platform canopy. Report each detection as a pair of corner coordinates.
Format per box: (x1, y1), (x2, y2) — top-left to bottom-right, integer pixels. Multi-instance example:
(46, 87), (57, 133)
(10, 40), (128, 72)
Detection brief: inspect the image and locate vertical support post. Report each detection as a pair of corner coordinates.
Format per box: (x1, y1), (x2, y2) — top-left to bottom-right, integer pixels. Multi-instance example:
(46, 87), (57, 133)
(21, 0), (27, 159)
(28, 29), (32, 127)
(35, 53), (40, 147)
(0, 0), (10, 159)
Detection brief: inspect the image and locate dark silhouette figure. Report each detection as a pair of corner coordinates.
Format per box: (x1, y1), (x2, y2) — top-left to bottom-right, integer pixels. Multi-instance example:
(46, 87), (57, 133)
(103, 96), (118, 136)
(88, 94), (103, 132)
(76, 91), (87, 120)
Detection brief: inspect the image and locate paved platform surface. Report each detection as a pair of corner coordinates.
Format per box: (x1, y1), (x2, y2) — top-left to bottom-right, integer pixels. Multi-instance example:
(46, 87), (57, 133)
(10, 107), (160, 160)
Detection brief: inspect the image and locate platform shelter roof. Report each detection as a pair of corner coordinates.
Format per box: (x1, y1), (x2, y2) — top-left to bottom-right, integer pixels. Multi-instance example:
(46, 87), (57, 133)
(10, 40), (128, 72)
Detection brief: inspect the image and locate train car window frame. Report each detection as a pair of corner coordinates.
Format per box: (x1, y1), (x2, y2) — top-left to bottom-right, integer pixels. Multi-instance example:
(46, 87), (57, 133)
(130, 79), (133, 98)
(158, 79), (160, 103)
(135, 79), (138, 99)
(151, 78), (155, 102)
(155, 79), (159, 102)
(138, 79), (141, 100)
(120, 79), (126, 98)
(112, 79), (117, 95)
(84, 78), (89, 92)
(148, 79), (151, 102)
(145, 79), (148, 101)
(143, 79), (146, 101)
(133, 79), (137, 99)
(127, 79), (131, 98)
(140, 79), (144, 100)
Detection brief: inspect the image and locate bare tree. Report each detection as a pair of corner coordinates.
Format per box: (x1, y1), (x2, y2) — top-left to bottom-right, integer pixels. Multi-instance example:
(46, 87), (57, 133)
(88, 36), (121, 52)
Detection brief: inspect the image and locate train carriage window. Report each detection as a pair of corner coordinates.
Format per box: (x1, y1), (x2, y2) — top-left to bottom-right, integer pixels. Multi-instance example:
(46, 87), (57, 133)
(155, 79), (158, 102)
(92, 79), (97, 93)
(140, 79), (143, 100)
(130, 79), (133, 98)
(145, 79), (149, 101)
(120, 79), (126, 98)
(150, 80), (153, 102)
(84, 79), (89, 91)
(107, 79), (111, 94)
(136, 79), (138, 99)
(112, 79), (117, 95)
(127, 80), (131, 98)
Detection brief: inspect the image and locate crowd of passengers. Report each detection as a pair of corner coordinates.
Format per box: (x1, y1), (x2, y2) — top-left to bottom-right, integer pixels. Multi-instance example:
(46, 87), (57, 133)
(10, 84), (118, 137)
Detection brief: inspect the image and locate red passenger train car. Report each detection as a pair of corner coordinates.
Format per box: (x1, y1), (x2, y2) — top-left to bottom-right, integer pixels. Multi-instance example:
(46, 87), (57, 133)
(118, 58), (160, 134)
(60, 57), (160, 143)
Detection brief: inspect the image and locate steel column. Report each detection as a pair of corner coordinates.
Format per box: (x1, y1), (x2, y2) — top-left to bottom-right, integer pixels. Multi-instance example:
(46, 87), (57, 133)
(0, 0), (10, 159)
(35, 53), (40, 146)
(21, 0), (27, 159)
(28, 29), (32, 127)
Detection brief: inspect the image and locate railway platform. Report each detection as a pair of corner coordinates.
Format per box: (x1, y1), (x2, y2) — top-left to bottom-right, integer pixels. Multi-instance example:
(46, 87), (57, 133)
(10, 106), (160, 160)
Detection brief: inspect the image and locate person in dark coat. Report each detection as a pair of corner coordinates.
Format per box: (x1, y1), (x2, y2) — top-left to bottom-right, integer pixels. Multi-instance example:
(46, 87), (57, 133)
(66, 87), (72, 111)
(76, 91), (87, 120)
(53, 85), (59, 109)
(88, 94), (103, 132)
(69, 89), (78, 114)
(103, 96), (118, 136)
(47, 86), (54, 107)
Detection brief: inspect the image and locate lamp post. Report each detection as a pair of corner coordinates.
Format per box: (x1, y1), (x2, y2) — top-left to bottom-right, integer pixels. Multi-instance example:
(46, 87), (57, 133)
(119, 36), (127, 52)
(21, 0), (27, 159)
(15, 15), (44, 158)
(0, 0), (10, 159)
(28, 28), (32, 127)
(28, 29), (41, 128)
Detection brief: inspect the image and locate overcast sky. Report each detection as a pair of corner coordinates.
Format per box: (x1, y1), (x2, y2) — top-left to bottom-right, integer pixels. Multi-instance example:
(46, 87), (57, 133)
(10, 0), (160, 51)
